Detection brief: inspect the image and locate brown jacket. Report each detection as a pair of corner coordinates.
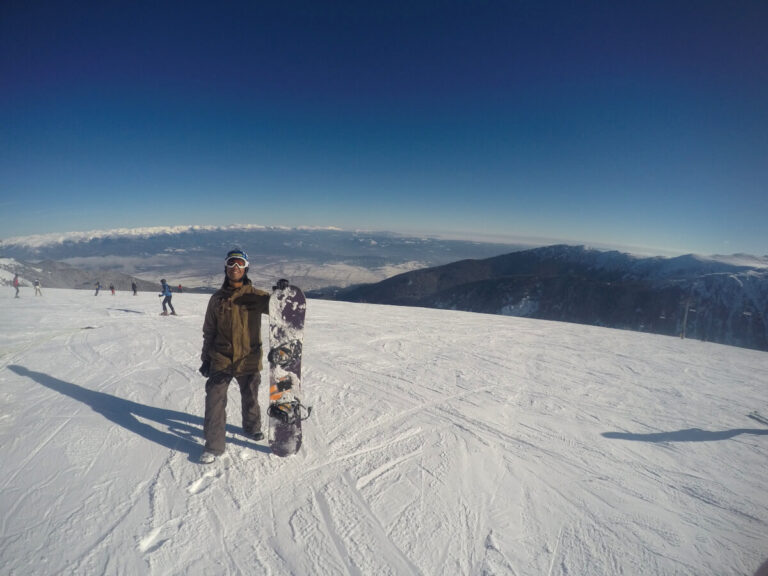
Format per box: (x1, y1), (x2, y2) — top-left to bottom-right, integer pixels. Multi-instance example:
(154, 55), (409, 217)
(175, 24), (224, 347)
(201, 280), (270, 375)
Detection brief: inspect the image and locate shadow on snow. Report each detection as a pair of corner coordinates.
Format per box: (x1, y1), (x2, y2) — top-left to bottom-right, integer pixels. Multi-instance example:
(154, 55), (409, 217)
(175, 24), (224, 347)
(602, 427), (768, 443)
(8, 364), (269, 460)
(108, 308), (144, 315)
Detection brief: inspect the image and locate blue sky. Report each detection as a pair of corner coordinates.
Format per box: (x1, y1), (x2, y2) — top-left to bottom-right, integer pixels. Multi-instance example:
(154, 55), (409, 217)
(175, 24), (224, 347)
(1, 1), (767, 256)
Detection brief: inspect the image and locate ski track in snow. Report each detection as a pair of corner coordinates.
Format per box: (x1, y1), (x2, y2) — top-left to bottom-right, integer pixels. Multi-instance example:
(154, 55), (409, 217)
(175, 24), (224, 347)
(1, 289), (768, 575)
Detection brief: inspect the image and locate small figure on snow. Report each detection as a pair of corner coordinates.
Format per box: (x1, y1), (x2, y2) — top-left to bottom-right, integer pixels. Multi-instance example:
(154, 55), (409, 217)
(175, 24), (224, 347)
(34, 280), (42, 296)
(13, 273), (20, 298)
(110, 283), (115, 295)
(158, 279), (176, 316)
(132, 281), (137, 296)
(177, 284), (183, 293)
(198, 249), (270, 464)
(95, 282), (101, 296)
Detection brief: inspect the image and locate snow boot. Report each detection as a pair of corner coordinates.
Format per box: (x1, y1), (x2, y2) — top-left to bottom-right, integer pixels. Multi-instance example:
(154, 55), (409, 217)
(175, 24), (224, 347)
(199, 450), (217, 464)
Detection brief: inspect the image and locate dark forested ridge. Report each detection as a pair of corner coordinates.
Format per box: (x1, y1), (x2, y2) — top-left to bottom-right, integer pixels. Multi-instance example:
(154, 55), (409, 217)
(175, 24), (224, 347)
(326, 245), (768, 351)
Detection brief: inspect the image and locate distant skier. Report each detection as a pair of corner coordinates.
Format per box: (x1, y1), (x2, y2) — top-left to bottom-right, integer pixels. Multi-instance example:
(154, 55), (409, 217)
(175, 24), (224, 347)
(132, 281), (137, 296)
(159, 279), (176, 316)
(110, 283), (115, 295)
(198, 249), (270, 464)
(177, 284), (183, 293)
(34, 280), (42, 296)
(95, 282), (101, 296)
(13, 274), (20, 298)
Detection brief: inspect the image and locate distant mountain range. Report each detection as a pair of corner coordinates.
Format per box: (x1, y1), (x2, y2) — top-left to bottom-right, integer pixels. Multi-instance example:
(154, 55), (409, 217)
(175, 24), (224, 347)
(0, 225), (527, 291)
(4, 227), (766, 351)
(323, 245), (768, 352)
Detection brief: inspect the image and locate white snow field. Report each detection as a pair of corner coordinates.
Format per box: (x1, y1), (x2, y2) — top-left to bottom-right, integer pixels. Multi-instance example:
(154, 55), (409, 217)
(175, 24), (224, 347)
(1, 288), (767, 575)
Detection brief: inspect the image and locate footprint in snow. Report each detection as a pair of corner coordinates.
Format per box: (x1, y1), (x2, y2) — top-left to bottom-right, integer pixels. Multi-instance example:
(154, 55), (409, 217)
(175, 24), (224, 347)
(139, 527), (168, 554)
(138, 518), (182, 554)
(187, 469), (221, 495)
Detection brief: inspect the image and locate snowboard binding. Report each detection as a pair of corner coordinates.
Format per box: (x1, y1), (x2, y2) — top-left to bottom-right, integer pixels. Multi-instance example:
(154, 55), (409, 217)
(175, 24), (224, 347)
(268, 400), (312, 425)
(272, 278), (290, 291)
(267, 342), (302, 367)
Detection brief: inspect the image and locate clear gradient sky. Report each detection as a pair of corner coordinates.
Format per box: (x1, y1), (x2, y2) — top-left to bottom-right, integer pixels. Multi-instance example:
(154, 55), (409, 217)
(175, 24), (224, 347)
(1, 1), (767, 256)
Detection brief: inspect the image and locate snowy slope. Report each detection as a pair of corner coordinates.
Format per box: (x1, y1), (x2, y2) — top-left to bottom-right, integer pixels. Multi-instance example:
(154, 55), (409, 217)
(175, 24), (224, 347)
(1, 289), (767, 575)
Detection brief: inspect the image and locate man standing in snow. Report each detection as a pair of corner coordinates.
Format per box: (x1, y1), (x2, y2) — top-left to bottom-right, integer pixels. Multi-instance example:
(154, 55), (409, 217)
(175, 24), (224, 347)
(13, 273), (20, 298)
(34, 280), (42, 296)
(158, 279), (176, 316)
(198, 249), (270, 464)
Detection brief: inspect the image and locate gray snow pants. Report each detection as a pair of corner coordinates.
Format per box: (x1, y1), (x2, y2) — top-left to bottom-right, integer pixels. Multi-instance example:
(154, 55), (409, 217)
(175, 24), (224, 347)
(203, 371), (262, 455)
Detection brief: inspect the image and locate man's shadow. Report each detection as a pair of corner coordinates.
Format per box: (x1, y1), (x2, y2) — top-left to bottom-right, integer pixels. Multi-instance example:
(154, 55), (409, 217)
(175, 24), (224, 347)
(602, 427), (768, 443)
(9, 365), (269, 461)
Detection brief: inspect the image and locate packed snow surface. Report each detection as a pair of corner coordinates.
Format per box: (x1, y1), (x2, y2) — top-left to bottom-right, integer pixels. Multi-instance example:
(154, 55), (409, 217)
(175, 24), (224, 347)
(1, 288), (767, 575)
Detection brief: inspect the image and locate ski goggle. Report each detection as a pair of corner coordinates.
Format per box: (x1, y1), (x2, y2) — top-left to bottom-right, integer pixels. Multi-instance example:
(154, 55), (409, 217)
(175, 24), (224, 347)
(226, 257), (248, 269)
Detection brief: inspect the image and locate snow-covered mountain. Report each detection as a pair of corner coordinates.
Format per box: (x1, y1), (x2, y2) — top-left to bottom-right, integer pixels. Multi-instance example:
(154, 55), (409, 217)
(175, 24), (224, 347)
(332, 245), (768, 352)
(1, 288), (767, 575)
(0, 225), (527, 291)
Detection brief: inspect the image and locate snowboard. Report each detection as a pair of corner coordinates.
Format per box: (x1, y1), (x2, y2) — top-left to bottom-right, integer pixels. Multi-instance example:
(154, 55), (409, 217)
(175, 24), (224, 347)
(267, 280), (310, 457)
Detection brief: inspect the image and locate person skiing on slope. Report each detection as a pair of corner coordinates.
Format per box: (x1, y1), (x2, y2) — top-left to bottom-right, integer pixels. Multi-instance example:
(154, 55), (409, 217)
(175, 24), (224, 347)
(158, 279), (176, 316)
(13, 274), (20, 298)
(198, 249), (271, 464)
(34, 280), (42, 296)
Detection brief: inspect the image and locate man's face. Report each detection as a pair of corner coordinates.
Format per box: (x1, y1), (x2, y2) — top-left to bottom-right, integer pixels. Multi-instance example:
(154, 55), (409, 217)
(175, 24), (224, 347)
(226, 258), (247, 283)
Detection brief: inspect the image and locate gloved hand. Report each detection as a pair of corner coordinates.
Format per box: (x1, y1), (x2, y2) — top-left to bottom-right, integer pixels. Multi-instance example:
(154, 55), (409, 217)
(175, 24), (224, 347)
(234, 293), (268, 311)
(199, 359), (211, 377)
